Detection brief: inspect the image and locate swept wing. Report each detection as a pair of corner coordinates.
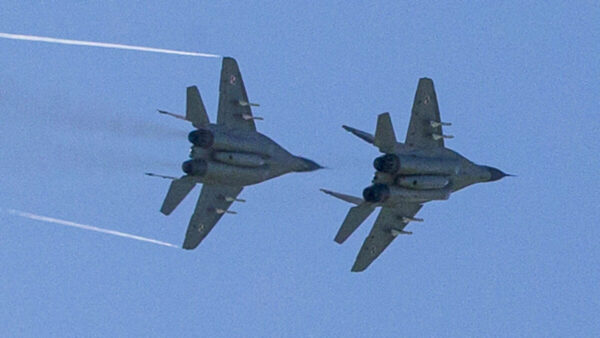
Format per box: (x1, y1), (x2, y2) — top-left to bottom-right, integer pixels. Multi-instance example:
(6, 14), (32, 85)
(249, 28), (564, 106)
(405, 78), (448, 149)
(352, 203), (422, 272)
(182, 184), (243, 249)
(217, 57), (258, 132)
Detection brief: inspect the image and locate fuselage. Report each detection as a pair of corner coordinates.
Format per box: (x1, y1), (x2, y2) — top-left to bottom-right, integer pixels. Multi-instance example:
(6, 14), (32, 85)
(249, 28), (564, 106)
(366, 143), (496, 205)
(182, 124), (319, 186)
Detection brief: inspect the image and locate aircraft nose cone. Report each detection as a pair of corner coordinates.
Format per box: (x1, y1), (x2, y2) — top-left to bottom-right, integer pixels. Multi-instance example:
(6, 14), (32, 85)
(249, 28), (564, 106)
(485, 166), (509, 182)
(295, 157), (323, 172)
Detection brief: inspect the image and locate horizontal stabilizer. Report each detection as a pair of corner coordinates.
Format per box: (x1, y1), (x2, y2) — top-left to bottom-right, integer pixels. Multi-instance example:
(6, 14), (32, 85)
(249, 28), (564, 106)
(158, 110), (187, 121)
(186, 86), (210, 128)
(160, 176), (196, 215)
(145, 172), (177, 180)
(320, 189), (363, 205)
(335, 203), (375, 244)
(374, 113), (397, 153)
(342, 125), (374, 144)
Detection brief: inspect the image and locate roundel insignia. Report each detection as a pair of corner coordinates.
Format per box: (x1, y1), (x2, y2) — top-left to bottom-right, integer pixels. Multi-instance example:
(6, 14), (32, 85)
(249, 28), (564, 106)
(229, 75), (237, 85)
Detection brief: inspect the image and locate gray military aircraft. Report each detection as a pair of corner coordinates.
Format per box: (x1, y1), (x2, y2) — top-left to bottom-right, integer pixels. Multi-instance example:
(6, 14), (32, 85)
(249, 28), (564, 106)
(322, 78), (510, 272)
(149, 57), (321, 249)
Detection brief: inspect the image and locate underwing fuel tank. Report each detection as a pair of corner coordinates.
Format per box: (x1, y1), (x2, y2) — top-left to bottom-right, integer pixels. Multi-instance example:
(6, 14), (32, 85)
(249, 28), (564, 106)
(373, 154), (459, 175)
(395, 175), (449, 190)
(363, 183), (450, 203)
(212, 151), (266, 168)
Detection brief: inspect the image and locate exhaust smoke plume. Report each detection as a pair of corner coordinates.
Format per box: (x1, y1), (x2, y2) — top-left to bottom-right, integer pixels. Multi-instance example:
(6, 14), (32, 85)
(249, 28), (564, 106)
(6, 209), (178, 249)
(0, 32), (221, 58)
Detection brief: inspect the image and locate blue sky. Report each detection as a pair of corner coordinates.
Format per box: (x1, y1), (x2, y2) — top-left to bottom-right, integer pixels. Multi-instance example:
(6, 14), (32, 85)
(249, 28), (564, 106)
(1, 1), (598, 336)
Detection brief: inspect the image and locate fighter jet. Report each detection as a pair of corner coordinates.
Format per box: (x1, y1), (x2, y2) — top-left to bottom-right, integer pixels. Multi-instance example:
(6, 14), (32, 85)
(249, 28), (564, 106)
(149, 57), (321, 249)
(322, 78), (510, 272)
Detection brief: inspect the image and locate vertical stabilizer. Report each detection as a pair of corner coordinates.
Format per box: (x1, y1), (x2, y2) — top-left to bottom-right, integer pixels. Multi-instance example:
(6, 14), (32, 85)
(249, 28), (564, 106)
(186, 86), (210, 128)
(374, 112), (397, 153)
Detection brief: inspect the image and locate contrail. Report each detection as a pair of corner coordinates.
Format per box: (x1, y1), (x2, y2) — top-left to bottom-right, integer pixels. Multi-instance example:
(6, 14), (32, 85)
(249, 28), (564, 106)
(0, 32), (221, 58)
(6, 208), (179, 249)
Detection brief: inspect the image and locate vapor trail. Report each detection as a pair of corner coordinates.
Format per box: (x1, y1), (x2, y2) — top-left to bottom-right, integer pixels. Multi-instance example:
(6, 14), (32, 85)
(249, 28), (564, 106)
(6, 209), (178, 249)
(0, 32), (220, 58)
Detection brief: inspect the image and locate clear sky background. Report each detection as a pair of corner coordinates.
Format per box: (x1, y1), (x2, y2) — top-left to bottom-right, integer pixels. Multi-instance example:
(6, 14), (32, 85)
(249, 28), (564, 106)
(1, 1), (598, 337)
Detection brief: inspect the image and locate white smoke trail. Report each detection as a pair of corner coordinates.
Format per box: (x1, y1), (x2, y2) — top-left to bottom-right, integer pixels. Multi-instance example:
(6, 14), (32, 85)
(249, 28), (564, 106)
(0, 32), (221, 58)
(6, 208), (179, 248)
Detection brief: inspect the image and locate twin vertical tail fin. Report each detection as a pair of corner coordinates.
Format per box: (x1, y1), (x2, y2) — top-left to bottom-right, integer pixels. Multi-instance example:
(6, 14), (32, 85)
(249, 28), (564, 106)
(160, 176), (196, 215)
(186, 86), (210, 128)
(342, 112), (397, 153)
(158, 86), (210, 128)
(373, 112), (397, 153)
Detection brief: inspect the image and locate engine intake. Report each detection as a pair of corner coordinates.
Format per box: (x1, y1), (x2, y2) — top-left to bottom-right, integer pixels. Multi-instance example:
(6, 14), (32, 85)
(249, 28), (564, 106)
(373, 154), (400, 174)
(188, 129), (214, 148)
(362, 184), (391, 203)
(182, 159), (208, 176)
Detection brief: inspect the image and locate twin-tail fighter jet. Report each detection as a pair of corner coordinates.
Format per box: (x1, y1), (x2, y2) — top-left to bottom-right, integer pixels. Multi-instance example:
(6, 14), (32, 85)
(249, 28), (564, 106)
(322, 78), (510, 272)
(149, 57), (321, 249)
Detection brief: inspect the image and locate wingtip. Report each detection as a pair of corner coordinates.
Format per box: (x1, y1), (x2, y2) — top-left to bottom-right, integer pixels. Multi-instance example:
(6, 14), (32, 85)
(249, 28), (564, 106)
(182, 241), (198, 250)
(334, 232), (349, 244)
(350, 265), (365, 273)
(160, 208), (171, 216)
(320, 188), (335, 196)
(222, 56), (237, 65)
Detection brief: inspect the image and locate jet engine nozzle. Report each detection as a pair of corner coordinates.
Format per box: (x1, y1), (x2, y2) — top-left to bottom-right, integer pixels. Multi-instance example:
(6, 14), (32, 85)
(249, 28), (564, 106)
(373, 154), (400, 174)
(188, 129), (214, 148)
(182, 159), (208, 176)
(362, 184), (391, 203)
